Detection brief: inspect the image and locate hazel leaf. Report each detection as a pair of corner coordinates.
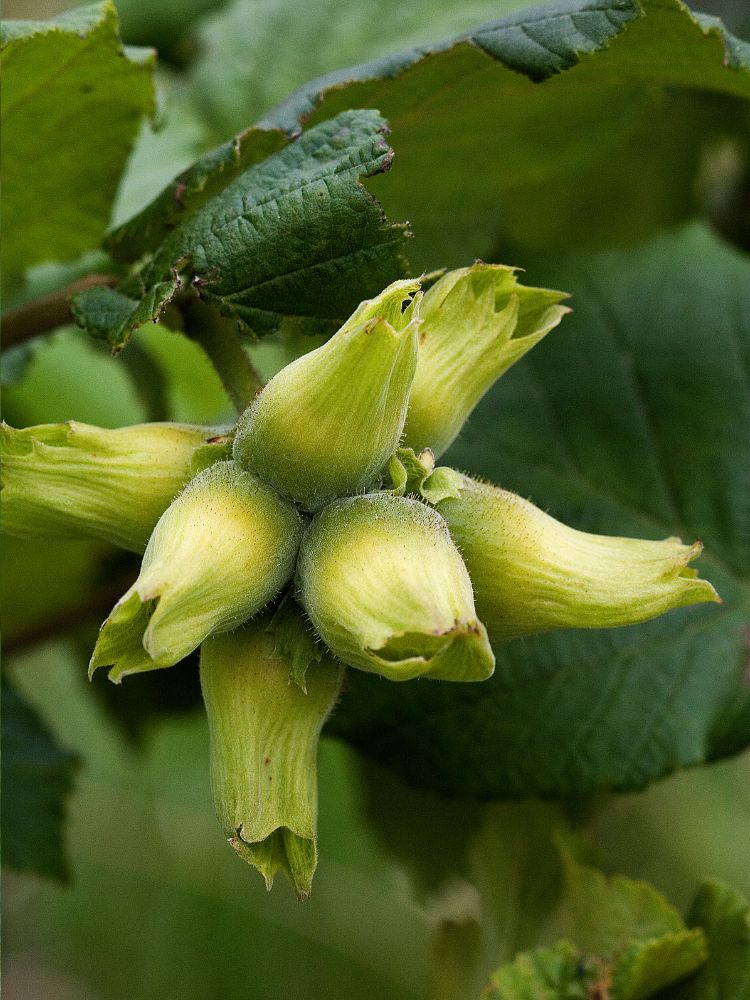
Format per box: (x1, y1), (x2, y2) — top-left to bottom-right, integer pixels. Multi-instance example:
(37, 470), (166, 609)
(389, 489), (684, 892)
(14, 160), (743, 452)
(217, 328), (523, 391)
(329, 224), (750, 798)
(260, 0), (750, 268)
(72, 109), (411, 350)
(0, 680), (78, 881)
(1, 1), (154, 297)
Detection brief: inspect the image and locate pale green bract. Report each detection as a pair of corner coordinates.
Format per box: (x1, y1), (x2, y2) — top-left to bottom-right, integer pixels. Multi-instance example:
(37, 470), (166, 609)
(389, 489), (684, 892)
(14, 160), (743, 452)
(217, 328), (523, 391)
(200, 617), (344, 900)
(297, 493), (496, 682)
(232, 279), (421, 510)
(0, 421), (231, 552)
(89, 461), (303, 682)
(403, 264), (570, 457)
(1, 267), (721, 894)
(435, 474), (721, 641)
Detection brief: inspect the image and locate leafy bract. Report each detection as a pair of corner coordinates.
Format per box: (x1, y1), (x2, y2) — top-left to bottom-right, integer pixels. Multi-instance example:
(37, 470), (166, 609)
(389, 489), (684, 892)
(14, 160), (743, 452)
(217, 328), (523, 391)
(330, 223), (750, 798)
(267, 595), (325, 692)
(72, 110), (410, 349)
(0, 2), (154, 298)
(255, 0), (750, 268)
(1, 680), (78, 880)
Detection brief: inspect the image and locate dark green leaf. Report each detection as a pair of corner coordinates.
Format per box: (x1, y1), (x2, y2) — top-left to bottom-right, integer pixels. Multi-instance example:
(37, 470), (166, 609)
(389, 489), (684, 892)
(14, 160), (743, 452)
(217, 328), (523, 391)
(186, 0), (534, 142)
(259, 0), (750, 268)
(106, 125), (287, 262)
(70, 286), (142, 344)
(330, 223), (750, 798)
(1, 679), (78, 880)
(0, 2), (154, 297)
(72, 109), (411, 349)
(115, 0), (225, 66)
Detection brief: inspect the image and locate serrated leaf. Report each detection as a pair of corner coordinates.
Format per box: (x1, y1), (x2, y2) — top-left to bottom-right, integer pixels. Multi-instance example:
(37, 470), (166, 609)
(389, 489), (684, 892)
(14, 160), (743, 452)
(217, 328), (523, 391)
(329, 223), (750, 798)
(0, 1), (154, 298)
(485, 934), (707, 1000)
(614, 930), (707, 1000)
(258, 0), (750, 267)
(554, 851), (685, 950)
(186, 0), (535, 141)
(662, 881), (750, 1000)
(485, 940), (590, 999)
(484, 847), (707, 999)
(106, 124), (288, 262)
(464, 804), (713, 999)
(72, 109), (411, 350)
(0, 680), (78, 880)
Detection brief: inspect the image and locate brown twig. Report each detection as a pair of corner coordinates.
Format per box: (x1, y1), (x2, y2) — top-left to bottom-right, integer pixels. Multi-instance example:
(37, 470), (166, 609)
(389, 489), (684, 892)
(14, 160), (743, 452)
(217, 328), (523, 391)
(1, 273), (119, 349)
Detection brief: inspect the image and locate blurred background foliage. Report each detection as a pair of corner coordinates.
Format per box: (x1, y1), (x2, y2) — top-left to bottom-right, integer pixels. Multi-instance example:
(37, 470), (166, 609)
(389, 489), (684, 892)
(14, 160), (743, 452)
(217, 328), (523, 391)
(4, 632), (749, 999)
(2, 0), (750, 998)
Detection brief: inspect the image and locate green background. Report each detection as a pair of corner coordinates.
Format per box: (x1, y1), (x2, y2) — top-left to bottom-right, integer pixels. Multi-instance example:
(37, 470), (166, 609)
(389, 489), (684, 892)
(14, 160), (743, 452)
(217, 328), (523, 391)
(2, 0), (749, 997)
